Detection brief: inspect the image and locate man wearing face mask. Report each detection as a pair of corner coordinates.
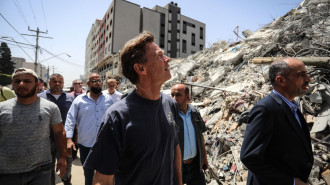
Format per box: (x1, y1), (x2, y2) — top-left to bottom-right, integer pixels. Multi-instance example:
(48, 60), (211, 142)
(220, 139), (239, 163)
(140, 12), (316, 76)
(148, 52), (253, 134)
(65, 73), (113, 185)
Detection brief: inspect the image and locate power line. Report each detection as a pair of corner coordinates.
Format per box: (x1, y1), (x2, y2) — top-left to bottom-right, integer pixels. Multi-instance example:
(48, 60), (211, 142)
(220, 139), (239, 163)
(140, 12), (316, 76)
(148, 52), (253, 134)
(23, 27), (52, 72)
(28, 0), (39, 27)
(0, 38), (36, 47)
(0, 43), (34, 49)
(40, 0), (48, 30)
(0, 13), (33, 45)
(13, 0), (29, 27)
(0, 39), (34, 61)
(40, 47), (84, 67)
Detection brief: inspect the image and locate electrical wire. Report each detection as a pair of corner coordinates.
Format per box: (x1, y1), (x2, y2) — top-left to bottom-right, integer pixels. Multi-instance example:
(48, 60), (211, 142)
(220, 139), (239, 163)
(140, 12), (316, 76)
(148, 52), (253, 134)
(0, 38), (36, 47)
(1, 42), (34, 49)
(13, 0), (29, 27)
(0, 13), (33, 45)
(40, 0), (48, 30)
(0, 39), (34, 61)
(28, 0), (39, 27)
(39, 47), (84, 67)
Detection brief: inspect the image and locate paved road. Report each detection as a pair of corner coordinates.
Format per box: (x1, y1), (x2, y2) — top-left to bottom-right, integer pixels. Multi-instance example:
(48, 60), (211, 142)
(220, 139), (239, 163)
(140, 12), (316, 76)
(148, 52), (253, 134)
(55, 151), (84, 185)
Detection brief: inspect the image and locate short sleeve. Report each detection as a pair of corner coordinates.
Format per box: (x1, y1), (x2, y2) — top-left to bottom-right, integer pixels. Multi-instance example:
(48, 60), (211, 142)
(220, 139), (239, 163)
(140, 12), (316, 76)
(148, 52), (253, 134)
(84, 111), (122, 175)
(50, 104), (62, 126)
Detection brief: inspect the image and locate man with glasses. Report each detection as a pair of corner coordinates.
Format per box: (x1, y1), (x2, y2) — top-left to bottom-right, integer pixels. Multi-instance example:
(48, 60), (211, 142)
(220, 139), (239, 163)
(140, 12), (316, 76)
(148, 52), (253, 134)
(38, 73), (74, 185)
(70, 79), (86, 98)
(0, 68), (67, 185)
(102, 78), (122, 103)
(65, 73), (113, 185)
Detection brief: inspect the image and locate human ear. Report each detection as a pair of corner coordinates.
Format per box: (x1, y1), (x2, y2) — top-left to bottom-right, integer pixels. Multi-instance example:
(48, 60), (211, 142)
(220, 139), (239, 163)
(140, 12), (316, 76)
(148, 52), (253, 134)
(134, 63), (146, 74)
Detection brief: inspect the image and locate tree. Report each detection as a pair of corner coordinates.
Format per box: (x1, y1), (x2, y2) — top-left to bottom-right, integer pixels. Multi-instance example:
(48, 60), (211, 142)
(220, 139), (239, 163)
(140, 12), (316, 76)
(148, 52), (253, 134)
(0, 42), (15, 85)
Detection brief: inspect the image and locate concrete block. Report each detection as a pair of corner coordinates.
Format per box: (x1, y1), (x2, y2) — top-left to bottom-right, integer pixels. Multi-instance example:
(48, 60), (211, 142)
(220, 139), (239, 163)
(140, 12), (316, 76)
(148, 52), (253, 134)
(322, 169), (330, 185)
(310, 91), (323, 103)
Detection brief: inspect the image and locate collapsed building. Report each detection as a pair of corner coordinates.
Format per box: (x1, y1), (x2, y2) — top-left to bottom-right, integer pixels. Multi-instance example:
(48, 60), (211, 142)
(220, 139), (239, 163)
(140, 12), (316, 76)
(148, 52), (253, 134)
(160, 0), (330, 184)
(119, 0), (329, 184)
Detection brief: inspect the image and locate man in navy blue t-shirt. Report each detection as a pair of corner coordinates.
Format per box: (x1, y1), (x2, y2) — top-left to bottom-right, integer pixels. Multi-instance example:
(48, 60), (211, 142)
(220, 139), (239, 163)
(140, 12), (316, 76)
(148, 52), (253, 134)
(84, 31), (182, 185)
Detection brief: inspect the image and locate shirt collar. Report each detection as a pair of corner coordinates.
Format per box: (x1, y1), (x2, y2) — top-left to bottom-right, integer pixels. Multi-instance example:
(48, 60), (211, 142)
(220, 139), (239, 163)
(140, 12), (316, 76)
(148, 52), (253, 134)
(46, 89), (65, 95)
(179, 105), (191, 116)
(273, 89), (299, 112)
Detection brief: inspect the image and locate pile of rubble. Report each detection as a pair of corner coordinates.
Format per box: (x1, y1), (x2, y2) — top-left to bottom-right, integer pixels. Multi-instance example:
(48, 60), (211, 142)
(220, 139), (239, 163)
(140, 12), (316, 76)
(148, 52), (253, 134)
(119, 0), (329, 184)
(160, 0), (329, 184)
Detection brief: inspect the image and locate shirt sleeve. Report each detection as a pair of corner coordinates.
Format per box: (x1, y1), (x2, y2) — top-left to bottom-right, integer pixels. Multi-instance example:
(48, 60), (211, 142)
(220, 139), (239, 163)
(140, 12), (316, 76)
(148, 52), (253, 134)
(65, 98), (79, 138)
(84, 110), (122, 175)
(50, 104), (62, 126)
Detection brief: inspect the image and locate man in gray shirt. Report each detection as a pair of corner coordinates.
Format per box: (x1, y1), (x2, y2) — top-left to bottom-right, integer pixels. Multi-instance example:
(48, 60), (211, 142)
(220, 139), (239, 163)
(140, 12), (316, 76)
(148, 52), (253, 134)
(0, 68), (67, 185)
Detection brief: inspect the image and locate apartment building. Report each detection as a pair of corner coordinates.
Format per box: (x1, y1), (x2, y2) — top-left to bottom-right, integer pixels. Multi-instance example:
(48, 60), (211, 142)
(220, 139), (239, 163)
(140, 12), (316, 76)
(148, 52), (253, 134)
(85, 0), (205, 86)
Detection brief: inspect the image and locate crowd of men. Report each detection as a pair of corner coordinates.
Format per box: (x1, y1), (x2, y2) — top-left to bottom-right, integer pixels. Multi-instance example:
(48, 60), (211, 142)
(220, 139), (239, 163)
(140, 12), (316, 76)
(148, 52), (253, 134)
(0, 31), (313, 185)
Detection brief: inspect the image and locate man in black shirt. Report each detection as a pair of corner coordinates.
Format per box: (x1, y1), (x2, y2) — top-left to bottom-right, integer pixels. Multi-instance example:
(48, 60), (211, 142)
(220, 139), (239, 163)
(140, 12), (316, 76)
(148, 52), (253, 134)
(84, 31), (182, 185)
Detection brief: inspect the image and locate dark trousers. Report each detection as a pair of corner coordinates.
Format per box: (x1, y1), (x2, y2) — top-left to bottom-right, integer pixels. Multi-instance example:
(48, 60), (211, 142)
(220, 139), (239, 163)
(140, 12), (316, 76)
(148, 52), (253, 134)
(51, 140), (73, 185)
(182, 157), (206, 185)
(79, 144), (94, 185)
(0, 163), (51, 185)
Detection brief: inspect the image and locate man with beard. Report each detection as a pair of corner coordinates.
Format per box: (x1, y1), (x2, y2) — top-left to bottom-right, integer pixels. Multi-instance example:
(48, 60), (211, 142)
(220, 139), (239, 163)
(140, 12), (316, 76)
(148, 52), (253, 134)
(240, 58), (313, 185)
(65, 73), (113, 185)
(84, 31), (182, 185)
(38, 74), (74, 185)
(0, 68), (67, 185)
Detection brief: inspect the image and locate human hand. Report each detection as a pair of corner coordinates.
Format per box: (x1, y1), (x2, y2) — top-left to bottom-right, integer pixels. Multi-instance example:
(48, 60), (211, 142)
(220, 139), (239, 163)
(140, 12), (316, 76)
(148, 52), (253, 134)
(56, 157), (67, 178)
(67, 139), (76, 157)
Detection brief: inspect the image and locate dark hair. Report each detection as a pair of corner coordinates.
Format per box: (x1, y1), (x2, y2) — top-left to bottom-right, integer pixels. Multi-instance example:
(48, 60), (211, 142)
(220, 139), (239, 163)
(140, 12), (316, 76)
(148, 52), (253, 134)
(43, 82), (47, 88)
(269, 60), (291, 87)
(50, 73), (63, 79)
(120, 31), (154, 84)
(184, 85), (189, 96)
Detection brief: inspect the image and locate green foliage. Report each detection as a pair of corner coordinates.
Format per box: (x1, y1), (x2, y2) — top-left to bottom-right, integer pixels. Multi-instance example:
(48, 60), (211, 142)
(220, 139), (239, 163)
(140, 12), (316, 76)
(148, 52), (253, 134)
(0, 73), (12, 86)
(0, 42), (15, 76)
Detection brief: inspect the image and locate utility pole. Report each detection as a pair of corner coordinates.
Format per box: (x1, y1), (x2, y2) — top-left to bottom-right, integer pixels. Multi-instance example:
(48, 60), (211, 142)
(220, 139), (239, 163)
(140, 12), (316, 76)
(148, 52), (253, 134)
(22, 27), (52, 74)
(47, 66), (50, 83)
(52, 65), (56, 74)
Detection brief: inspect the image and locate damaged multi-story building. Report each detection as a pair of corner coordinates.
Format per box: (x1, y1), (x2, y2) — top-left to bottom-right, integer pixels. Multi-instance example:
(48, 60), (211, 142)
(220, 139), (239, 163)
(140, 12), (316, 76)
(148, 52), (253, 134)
(84, 0), (206, 89)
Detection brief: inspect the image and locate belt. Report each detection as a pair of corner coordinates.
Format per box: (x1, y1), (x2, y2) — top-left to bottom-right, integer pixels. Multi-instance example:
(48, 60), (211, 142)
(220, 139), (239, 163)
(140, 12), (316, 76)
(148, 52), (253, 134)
(31, 163), (51, 173)
(183, 158), (194, 164)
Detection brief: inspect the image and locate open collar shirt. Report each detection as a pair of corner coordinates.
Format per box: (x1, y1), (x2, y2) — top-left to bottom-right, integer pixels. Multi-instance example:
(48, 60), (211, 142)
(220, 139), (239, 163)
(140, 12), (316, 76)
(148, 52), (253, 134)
(273, 89), (302, 127)
(65, 92), (113, 147)
(179, 106), (197, 160)
(102, 90), (122, 103)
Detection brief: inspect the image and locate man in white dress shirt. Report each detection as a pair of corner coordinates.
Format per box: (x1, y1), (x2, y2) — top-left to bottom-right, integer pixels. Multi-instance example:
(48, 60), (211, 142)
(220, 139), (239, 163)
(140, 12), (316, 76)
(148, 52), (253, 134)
(102, 78), (122, 103)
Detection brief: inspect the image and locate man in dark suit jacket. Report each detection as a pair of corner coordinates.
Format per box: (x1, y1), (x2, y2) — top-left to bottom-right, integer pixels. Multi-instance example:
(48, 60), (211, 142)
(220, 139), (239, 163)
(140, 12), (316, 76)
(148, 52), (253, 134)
(240, 58), (313, 185)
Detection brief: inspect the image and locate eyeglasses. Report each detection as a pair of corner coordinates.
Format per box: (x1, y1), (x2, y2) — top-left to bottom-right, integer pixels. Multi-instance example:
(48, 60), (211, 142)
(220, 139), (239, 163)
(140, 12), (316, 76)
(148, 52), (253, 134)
(107, 85), (116, 88)
(90, 80), (102, 84)
(74, 83), (82, 85)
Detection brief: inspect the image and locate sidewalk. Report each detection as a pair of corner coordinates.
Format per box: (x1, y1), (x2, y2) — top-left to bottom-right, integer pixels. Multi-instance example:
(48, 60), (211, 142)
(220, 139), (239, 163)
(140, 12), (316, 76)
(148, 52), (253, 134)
(55, 151), (84, 185)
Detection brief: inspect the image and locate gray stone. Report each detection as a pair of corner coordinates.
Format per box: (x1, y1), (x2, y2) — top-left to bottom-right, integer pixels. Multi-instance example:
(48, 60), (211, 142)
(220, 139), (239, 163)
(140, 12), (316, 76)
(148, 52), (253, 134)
(310, 91), (323, 103)
(242, 29), (253, 38)
(206, 110), (223, 126)
(311, 103), (330, 133)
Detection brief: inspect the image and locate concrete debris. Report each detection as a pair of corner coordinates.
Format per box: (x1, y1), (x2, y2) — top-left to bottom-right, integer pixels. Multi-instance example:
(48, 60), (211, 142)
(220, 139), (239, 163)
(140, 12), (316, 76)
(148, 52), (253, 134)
(120, 0), (329, 184)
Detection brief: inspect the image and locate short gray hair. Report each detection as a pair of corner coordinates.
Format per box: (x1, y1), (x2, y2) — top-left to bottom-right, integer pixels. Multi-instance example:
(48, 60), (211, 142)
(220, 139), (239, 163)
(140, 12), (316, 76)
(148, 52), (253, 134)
(269, 60), (291, 87)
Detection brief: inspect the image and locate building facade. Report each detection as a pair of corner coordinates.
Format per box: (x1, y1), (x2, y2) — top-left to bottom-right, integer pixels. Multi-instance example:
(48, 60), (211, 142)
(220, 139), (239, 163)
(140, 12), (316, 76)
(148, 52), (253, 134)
(12, 57), (48, 82)
(85, 0), (206, 86)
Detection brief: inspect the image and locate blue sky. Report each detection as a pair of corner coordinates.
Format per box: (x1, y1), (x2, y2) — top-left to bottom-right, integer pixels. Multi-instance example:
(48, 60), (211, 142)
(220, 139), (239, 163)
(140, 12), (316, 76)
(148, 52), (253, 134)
(0, 0), (303, 86)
